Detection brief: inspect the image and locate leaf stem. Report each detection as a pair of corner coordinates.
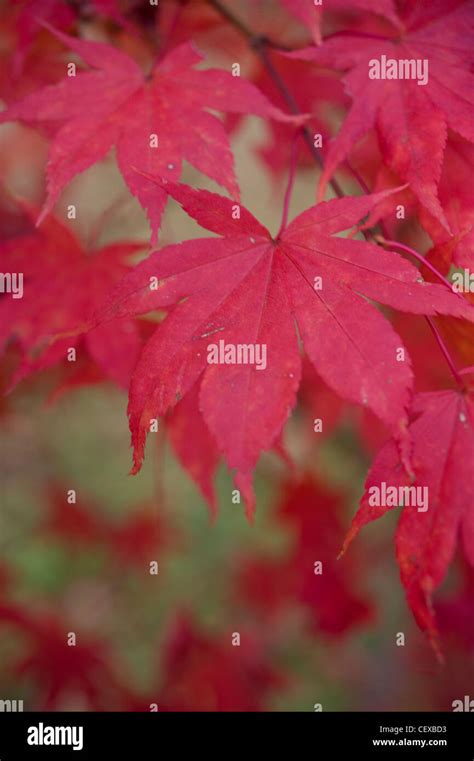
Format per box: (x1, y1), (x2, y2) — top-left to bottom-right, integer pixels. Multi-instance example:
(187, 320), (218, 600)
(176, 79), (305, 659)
(379, 238), (455, 293)
(277, 130), (300, 237)
(425, 317), (465, 391)
(323, 30), (393, 42)
(379, 239), (466, 389)
(207, 0), (292, 49)
(207, 0), (255, 40)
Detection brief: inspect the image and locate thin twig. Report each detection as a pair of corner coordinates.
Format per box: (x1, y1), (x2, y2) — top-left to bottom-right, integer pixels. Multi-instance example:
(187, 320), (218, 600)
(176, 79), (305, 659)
(253, 37), (345, 199)
(208, 0), (346, 197)
(379, 239), (456, 294)
(277, 130), (300, 237)
(208, 0), (256, 40)
(426, 318), (465, 390)
(376, 246), (465, 390)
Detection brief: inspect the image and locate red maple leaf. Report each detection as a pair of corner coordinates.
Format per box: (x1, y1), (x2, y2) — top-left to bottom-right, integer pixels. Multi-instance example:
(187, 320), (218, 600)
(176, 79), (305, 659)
(11, 0), (78, 70)
(419, 134), (474, 270)
(299, 353), (388, 453)
(109, 505), (177, 569)
(238, 475), (375, 636)
(95, 180), (473, 515)
(0, 603), (131, 710)
(289, 1), (474, 227)
(42, 483), (105, 548)
(299, 355), (346, 440)
(0, 209), (145, 389)
(342, 388), (474, 657)
(437, 559), (474, 652)
(167, 381), (291, 516)
(167, 383), (220, 517)
(281, 476), (375, 635)
(42, 483), (177, 568)
(154, 613), (286, 712)
(0, 26), (302, 243)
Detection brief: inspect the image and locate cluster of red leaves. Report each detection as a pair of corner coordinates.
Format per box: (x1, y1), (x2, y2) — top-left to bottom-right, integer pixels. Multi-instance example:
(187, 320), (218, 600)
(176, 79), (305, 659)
(237, 475), (375, 637)
(0, 489), (287, 711)
(147, 614), (287, 712)
(0, 601), (132, 710)
(42, 483), (177, 567)
(1, 0), (474, 659)
(0, 204), (145, 389)
(0, 596), (286, 711)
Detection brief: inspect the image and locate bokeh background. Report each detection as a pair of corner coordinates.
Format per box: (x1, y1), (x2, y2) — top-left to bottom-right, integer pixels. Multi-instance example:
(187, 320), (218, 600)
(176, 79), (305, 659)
(0, 0), (473, 711)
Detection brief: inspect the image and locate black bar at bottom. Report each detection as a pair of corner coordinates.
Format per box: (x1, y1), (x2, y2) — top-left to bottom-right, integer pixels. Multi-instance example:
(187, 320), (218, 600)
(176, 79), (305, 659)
(0, 711), (472, 759)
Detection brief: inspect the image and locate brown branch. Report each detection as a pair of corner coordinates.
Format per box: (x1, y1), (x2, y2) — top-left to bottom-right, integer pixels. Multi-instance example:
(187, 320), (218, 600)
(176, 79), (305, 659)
(208, 0), (345, 201)
(254, 38), (345, 199)
(208, 0), (256, 39)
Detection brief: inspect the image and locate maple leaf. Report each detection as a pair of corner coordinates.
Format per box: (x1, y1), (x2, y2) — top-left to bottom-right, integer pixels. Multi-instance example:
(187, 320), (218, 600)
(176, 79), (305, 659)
(411, 245), (474, 394)
(109, 505), (177, 569)
(419, 135), (474, 270)
(167, 383), (220, 517)
(42, 483), (177, 569)
(0, 209), (145, 390)
(238, 475), (375, 636)
(154, 613), (286, 712)
(167, 381), (290, 516)
(289, 1), (474, 227)
(279, 476), (375, 635)
(437, 560), (474, 651)
(346, 134), (418, 235)
(12, 0), (76, 70)
(342, 389), (474, 657)
(280, 0), (401, 45)
(12, 0), (140, 53)
(0, 603), (132, 709)
(353, 134), (474, 268)
(0, 26), (303, 244)
(299, 354), (388, 455)
(299, 356), (345, 440)
(42, 483), (105, 549)
(95, 180), (473, 516)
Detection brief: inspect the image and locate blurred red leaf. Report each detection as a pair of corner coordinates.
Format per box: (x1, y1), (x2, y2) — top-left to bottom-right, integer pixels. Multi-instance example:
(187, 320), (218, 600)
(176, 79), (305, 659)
(238, 475), (375, 636)
(0, 207), (144, 390)
(155, 613), (287, 712)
